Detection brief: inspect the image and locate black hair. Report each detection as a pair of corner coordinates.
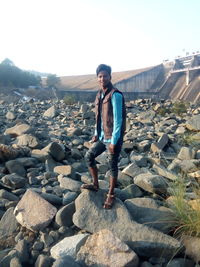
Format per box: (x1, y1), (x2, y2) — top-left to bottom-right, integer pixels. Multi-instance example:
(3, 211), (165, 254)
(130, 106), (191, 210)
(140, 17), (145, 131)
(96, 64), (112, 76)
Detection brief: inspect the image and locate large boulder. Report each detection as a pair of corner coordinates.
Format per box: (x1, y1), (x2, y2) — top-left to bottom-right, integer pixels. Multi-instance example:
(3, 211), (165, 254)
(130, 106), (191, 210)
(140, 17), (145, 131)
(73, 190), (181, 258)
(14, 189), (57, 232)
(77, 229), (139, 267)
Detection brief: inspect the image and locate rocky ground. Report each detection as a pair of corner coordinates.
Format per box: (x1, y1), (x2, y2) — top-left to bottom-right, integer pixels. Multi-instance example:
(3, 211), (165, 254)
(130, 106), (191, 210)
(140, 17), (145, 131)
(0, 97), (200, 267)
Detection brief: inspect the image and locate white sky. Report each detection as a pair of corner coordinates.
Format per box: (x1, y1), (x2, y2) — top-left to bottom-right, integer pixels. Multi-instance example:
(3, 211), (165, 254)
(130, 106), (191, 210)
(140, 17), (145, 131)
(0, 0), (199, 76)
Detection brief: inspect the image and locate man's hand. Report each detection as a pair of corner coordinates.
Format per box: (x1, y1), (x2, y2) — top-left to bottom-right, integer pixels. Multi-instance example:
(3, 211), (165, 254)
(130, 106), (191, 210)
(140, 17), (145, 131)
(109, 144), (115, 154)
(91, 136), (98, 143)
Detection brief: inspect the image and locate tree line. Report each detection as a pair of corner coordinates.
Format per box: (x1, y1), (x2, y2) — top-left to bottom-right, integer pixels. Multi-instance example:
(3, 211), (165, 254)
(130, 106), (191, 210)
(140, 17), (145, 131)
(0, 58), (41, 88)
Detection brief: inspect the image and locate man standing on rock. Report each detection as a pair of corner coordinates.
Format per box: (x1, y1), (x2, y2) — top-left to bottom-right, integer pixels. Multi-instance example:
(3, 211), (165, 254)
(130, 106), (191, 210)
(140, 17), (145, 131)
(81, 64), (126, 209)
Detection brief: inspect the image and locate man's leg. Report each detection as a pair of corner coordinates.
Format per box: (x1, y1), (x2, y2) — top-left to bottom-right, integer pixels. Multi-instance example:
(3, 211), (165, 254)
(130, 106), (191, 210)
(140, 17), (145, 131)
(103, 152), (120, 209)
(82, 141), (106, 191)
(88, 166), (99, 189)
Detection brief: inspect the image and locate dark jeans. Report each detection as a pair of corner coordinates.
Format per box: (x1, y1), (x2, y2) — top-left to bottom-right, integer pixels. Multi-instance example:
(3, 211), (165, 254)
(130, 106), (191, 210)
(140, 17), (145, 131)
(85, 140), (122, 179)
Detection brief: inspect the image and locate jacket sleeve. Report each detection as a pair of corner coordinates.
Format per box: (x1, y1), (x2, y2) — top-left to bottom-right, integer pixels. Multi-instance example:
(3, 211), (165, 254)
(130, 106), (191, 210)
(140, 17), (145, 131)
(111, 92), (123, 145)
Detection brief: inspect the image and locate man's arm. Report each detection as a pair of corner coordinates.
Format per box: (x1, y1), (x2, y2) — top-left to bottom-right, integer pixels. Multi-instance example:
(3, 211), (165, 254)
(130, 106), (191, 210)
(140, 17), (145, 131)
(109, 92), (123, 153)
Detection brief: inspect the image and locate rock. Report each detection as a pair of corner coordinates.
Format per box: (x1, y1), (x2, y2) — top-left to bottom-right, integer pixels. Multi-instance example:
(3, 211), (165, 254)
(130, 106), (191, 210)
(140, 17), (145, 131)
(50, 233), (89, 259)
(0, 144), (30, 162)
(40, 233), (54, 247)
(43, 106), (57, 118)
(166, 258), (195, 267)
(134, 173), (168, 194)
(177, 147), (196, 160)
(35, 254), (53, 267)
(54, 165), (75, 177)
(5, 123), (32, 136)
(125, 198), (173, 233)
(43, 142), (65, 161)
(52, 256), (81, 267)
(117, 184), (143, 201)
(16, 134), (39, 148)
(58, 176), (82, 192)
(62, 191), (78, 205)
(10, 256), (22, 267)
(6, 111), (16, 120)
(0, 189), (19, 201)
(2, 173), (26, 189)
(73, 190), (181, 258)
(122, 162), (144, 178)
(0, 207), (18, 241)
(45, 157), (61, 172)
(151, 133), (169, 153)
(181, 235), (200, 263)
(77, 229), (139, 267)
(185, 114), (200, 131)
(31, 149), (49, 162)
(55, 202), (75, 227)
(153, 163), (177, 180)
(15, 239), (29, 263)
(5, 160), (27, 177)
(14, 189), (57, 231)
(40, 193), (63, 205)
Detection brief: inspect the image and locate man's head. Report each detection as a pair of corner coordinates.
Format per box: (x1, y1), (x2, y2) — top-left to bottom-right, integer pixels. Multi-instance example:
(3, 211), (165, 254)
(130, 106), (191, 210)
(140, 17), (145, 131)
(96, 64), (112, 89)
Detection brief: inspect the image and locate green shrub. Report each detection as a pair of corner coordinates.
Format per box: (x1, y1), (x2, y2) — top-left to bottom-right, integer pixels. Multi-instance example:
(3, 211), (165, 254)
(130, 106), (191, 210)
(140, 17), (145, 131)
(171, 101), (188, 116)
(156, 107), (171, 116)
(168, 178), (200, 238)
(63, 95), (76, 105)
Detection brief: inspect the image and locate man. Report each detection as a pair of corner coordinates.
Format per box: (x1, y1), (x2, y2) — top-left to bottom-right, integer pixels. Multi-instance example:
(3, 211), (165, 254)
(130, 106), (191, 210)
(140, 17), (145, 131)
(81, 64), (126, 209)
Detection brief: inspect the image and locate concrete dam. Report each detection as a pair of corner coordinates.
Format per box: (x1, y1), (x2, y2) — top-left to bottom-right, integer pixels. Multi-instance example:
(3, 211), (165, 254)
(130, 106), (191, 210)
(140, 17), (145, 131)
(57, 53), (200, 103)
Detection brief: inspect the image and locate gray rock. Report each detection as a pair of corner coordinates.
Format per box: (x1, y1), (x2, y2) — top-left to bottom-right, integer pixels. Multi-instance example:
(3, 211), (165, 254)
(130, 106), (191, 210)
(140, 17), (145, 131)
(0, 250), (18, 267)
(153, 163), (177, 180)
(122, 162), (144, 178)
(15, 239), (29, 263)
(125, 198), (173, 233)
(134, 173), (168, 194)
(50, 233), (89, 259)
(43, 142), (65, 161)
(77, 229), (139, 267)
(5, 123), (32, 136)
(0, 207), (18, 240)
(58, 176), (82, 192)
(10, 256), (22, 267)
(151, 134), (169, 154)
(73, 190), (181, 258)
(5, 160), (26, 177)
(186, 114), (200, 131)
(63, 191), (78, 205)
(40, 233), (54, 247)
(43, 106), (57, 118)
(181, 235), (200, 263)
(45, 157), (61, 172)
(54, 165), (75, 177)
(40, 193), (63, 205)
(1, 173), (26, 189)
(16, 134), (39, 148)
(52, 256), (81, 267)
(32, 241), (44, 251)
(6, 111), (16, 120)
(0, 189), (19, 201)
(117, 184), (143, 201)
(55, 202), (75, 227)
(166, 258), (195, 267)
(14, 189), (57, 231)
(177, 147), (196, 160)
(35, 254), (53, 267)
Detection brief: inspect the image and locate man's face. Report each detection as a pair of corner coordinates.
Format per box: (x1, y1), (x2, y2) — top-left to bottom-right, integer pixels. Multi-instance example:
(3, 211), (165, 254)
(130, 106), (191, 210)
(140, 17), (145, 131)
(97, 71), (111, 89)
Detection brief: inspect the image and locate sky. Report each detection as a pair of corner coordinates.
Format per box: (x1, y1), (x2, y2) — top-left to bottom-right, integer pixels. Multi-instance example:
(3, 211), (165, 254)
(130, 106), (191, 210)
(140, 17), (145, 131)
(0, 0), (199, 76)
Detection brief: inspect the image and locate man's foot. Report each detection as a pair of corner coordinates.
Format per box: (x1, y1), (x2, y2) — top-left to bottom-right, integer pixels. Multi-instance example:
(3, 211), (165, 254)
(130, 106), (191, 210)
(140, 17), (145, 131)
(103, 193), (115, 209)
(81, 184), (99, 191)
